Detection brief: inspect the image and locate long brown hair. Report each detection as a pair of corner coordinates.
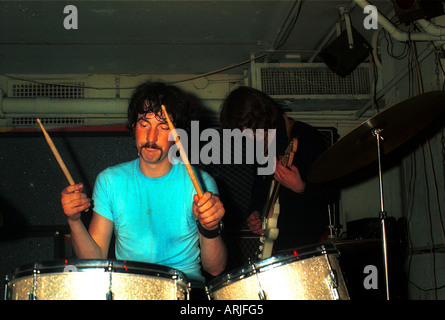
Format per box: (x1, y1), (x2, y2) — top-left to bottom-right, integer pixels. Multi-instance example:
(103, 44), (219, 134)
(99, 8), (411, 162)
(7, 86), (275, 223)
(220, 86), (281, 130)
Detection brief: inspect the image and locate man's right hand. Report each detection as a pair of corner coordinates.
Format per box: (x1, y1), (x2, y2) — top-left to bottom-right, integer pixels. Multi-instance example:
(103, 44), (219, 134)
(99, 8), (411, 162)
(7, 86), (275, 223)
(61, 183), (91, 222)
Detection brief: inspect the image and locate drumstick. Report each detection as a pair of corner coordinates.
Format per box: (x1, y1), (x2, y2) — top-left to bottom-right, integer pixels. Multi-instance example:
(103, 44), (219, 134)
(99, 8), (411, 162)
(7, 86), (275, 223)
(36, 118), (75, 185)
(160, 105), (203, 198)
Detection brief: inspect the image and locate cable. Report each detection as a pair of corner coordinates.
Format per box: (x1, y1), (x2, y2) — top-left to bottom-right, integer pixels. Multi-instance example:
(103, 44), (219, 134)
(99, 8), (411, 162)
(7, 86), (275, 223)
(403, 38), (445, 297)
(273, 0), (304, 50)
(422, 142), (438, 299)
(169, 53), (267, 85)
(410, 31), (445, 250)
(383, 29), (409, 60)
(431, 41), (445, 90)
(368, 52), (378, 115)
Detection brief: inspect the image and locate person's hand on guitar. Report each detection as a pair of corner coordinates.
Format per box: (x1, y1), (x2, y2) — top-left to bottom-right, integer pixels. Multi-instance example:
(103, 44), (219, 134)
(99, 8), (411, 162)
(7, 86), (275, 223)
(247, 210), (264, 235)
(274, 161), (306, 194)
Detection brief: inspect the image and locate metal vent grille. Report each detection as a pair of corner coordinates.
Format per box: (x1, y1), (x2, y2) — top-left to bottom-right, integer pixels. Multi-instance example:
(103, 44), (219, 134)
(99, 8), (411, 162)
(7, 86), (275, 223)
(260, 66), (370, 96)
(11, 82), (85, 99)
(11, 117), (85, 126)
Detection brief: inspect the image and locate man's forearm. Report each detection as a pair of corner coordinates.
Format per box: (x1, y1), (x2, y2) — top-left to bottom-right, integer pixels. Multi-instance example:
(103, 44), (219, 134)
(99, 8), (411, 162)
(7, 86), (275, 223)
(199, 235), (227, 276)
(67, 218), (104, 259)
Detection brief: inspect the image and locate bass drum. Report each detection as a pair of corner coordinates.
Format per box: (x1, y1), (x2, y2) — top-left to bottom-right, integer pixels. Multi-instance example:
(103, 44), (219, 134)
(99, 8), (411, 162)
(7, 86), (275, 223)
(5, 259), (189, 300)
(207, 244), (349, 300)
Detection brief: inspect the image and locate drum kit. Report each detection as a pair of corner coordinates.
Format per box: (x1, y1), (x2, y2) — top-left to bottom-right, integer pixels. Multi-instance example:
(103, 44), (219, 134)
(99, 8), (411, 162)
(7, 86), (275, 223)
(4, 244), (348, 300)
(4, 243), (347, 300)
(3, 91), (445, 300)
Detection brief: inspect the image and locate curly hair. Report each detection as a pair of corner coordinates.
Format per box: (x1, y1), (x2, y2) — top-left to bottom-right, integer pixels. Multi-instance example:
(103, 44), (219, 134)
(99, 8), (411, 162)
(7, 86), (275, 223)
(220, 86), (281, 131)
(127, 81), (197, 135)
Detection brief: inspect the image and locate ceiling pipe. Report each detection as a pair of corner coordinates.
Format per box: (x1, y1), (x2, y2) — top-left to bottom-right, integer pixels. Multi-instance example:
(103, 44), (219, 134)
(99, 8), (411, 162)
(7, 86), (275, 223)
(355, 0), (445, 42)
(353, 0), (445, 118)
(371, 28), (383, 70)
(416, 19), (445, 37)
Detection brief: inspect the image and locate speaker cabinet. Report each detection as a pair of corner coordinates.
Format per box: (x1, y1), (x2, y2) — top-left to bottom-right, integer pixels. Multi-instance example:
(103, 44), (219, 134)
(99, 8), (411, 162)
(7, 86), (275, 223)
(320, 27), (372, 77)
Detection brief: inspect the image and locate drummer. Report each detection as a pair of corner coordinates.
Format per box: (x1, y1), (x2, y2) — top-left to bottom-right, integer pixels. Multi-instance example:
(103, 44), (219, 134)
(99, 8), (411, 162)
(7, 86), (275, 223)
(61, 81), (227, 294)
(220, 86), (332, 252)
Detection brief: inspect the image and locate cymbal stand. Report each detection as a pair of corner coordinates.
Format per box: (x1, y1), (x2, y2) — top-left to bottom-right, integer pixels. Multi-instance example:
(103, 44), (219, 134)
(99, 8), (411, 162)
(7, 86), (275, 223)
(373, 128), (390, 300)
(327, 204), (339, 239)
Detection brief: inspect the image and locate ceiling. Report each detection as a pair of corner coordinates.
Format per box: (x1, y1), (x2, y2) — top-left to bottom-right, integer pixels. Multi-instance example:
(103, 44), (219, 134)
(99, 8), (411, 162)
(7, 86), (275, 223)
(0, 0), (395, 76)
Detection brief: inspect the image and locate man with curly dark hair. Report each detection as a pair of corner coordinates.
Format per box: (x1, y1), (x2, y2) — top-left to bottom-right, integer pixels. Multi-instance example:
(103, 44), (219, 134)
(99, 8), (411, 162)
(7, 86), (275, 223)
(61, 81), (227, 293)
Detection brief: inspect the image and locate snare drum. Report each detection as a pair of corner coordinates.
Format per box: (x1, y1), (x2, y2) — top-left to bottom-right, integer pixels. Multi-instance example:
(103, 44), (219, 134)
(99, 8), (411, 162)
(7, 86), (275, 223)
(5, 259), (189, 300)
(207, 244), (349, 300)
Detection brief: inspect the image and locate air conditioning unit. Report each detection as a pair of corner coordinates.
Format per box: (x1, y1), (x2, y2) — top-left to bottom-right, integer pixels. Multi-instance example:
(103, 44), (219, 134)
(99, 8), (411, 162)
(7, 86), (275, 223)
(246, 63), (372, 111)
(1, 79), (128, 128)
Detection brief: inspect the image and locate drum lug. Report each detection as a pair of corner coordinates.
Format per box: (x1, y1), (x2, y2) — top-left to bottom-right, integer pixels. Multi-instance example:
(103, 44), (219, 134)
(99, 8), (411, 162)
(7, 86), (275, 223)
(187, 282), (192, 300)
(205, 286), (211, 300)
(4, 275), (10, 300)
(29, 265), (39, 300)
(328, 269), (340, 300)
(106, 261), (114, 300)
(105, 291), (114, 300)
(249, 259), (268, 300)
(326, 256), (340, 300)
(258, 289), (267, 301)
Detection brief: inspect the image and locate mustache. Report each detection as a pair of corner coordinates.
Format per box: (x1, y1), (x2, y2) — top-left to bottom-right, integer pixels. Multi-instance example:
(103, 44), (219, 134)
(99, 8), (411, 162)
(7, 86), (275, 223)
(141, 142), (161, 150)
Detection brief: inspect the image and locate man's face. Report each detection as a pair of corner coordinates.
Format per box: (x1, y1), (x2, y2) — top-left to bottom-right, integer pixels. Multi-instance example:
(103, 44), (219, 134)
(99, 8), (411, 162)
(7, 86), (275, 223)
(135, 112), (174, 165)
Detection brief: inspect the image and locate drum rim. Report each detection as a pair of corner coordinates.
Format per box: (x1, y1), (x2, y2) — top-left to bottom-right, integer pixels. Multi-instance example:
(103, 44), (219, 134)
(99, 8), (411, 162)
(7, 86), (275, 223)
(207, 243), (339, 293)
(8, 259), (188, 283)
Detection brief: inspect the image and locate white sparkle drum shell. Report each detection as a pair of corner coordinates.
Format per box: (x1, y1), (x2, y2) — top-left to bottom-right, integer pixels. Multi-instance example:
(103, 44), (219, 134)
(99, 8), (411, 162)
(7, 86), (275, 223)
(207, 244), (349, 300)
(5, 259), (189, 300)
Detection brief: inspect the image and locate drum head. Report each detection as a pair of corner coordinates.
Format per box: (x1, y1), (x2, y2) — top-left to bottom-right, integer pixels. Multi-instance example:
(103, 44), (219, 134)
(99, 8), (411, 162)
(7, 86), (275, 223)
(9, 259), (187, 282)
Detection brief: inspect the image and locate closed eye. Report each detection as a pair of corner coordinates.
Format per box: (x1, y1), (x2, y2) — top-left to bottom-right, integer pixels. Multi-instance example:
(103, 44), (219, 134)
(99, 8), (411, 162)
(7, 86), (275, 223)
(138, 121), (149, 128)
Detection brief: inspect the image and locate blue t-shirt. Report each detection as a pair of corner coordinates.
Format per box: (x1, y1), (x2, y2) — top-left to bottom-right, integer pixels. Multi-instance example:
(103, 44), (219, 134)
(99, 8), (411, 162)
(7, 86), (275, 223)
(92, 158), (218, 286)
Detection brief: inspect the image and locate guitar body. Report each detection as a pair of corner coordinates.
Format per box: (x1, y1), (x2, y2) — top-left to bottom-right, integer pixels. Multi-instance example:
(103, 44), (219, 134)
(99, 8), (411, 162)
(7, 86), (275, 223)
(258, 138), (298, 259)
(259, 179), (280, 259)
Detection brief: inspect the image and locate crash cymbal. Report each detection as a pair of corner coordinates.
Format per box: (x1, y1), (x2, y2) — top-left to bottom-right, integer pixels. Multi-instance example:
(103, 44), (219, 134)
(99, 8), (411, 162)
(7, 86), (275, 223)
(308, 91), (445, 183)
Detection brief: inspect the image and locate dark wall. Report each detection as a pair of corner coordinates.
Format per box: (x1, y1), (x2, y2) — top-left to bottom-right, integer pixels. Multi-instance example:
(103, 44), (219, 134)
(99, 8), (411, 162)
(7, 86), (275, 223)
(0, 130), (136, 298)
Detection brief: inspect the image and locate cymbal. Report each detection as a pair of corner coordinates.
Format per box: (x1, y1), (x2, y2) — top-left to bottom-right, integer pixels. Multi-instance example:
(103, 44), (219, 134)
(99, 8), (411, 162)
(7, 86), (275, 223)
(308, 91), (445, 183)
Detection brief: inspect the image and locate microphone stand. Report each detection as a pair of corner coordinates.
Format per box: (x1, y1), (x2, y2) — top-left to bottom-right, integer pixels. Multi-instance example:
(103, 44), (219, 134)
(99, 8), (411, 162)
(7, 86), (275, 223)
(373, 128), (390, 300)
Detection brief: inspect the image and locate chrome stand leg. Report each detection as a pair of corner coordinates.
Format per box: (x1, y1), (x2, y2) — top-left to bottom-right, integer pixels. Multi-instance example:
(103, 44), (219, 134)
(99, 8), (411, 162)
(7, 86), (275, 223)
(373, 128), (390, 300)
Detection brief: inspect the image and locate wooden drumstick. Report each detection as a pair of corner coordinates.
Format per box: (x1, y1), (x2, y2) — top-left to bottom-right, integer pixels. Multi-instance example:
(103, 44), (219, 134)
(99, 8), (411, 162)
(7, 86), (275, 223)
(160, 105), (203, 198)
(36, 118), (75, 185)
